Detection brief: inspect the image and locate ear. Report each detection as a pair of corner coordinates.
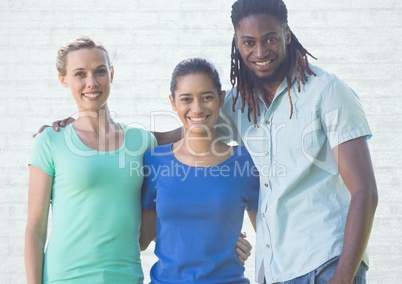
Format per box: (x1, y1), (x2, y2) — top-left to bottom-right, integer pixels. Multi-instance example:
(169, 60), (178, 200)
(110, 66), (115, 83)
(219, 90), (226, 108)
(233, 34), (239, 49)
(285, 28), (291, 45)
(169, 95), (176, 111)
(58, 73), (68, 88)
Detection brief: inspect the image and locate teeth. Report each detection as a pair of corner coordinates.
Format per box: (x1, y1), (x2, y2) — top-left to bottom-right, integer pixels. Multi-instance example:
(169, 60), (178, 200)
(83, 93), (101, 98)
(255, 60), (271, 66)
(190, 116), (207, 122)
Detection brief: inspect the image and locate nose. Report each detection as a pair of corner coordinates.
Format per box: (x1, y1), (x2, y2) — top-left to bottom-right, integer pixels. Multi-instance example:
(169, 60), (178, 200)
(86, 74), (99, 88)
(192, 99), (204, 114)
(255, 43), (268, 58)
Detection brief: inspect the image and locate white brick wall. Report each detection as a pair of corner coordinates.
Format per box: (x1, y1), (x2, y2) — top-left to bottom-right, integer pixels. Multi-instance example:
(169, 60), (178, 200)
(0, 0), (400, 282)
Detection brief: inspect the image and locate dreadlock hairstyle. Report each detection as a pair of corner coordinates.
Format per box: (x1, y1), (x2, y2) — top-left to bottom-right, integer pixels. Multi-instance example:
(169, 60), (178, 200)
(230, 0), (316, 124)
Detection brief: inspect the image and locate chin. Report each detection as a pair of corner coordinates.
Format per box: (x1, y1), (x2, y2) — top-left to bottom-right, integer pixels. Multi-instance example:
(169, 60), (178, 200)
(256, 73), (274, 81)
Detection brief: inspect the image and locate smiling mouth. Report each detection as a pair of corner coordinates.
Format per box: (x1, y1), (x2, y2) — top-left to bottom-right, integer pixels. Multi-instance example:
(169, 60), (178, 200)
(83, 92), (101, 99)
(255, 59), (272, 66)
(188, 116), (208, 122)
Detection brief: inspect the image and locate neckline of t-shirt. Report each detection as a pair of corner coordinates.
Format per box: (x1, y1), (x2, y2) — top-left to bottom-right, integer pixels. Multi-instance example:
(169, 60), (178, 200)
(168, 142), (239, 168)
(68, 123), (126, 154)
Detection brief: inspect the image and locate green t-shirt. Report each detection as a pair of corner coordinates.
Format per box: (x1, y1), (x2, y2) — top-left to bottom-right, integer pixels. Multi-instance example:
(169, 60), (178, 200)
(30, 123), (156, 283)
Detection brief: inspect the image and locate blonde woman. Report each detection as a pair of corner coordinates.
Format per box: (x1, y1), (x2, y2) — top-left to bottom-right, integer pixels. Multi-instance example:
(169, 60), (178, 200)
(25, 36), (155, 283)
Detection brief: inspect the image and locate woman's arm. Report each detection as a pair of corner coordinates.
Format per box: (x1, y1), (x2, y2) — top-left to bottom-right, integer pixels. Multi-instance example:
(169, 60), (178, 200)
(139, 209), (156, 251)
(25, 166), (53, 284)
(247, 210), (257, 232)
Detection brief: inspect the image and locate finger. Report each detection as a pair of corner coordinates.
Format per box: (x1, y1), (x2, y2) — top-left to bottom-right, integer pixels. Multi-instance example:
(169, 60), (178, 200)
(238, 254), (245, 265)
(240, 231), (247, 238)
(61, 117), (75, 127)
(236, 247), (249, 259)
(33, 125), (51, 137)
(237, 237), (252, 250)
(51, 121), (60, 131)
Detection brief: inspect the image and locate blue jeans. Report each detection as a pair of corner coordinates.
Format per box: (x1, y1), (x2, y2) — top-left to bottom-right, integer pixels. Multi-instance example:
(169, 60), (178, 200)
(264, 256), (367, 284)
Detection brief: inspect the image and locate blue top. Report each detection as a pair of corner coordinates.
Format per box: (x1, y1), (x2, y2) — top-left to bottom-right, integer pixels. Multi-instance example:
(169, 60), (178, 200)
(141, 144), (259, 284)
(30, 124), (156, 283)
(217, 64), (372, 283)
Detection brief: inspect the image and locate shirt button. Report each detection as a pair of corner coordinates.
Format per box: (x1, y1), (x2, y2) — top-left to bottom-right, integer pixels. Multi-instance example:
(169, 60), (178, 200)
(262, 213), (265, 218)
(265, 120), (270, 125)
(264, 183), (269, 188)
(266, 244), (270, 248)
(265, 151), (269, 156)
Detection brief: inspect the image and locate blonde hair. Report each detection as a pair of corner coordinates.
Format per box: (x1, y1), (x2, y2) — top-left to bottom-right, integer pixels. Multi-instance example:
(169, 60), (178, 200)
(56, 36), (112, 76)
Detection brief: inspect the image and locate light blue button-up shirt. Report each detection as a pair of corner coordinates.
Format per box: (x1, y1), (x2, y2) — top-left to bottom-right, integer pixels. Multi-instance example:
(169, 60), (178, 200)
(217, 65), (372, 283)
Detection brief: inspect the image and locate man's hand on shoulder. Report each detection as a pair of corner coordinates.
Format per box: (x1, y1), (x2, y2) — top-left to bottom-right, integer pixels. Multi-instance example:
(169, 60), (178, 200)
(33, 117), (75, 138)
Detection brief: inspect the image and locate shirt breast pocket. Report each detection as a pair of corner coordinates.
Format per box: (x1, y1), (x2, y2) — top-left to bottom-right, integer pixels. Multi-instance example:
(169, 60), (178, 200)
(273, 112), (319, 150)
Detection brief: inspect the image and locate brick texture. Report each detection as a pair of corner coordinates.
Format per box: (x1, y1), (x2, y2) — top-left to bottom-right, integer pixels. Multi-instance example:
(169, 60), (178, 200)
(0, 0), (400, 282)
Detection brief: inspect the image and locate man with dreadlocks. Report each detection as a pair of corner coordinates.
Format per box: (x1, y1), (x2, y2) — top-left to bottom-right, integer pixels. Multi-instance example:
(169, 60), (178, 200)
(215, 0), (378, 283)
(40, 0), (377, 282)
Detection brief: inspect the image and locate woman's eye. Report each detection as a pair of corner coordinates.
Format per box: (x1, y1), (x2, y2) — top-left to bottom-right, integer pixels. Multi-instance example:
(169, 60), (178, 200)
(97, 69), (107, 75)
(75, 72), (85, 77)
(202, 96), (214, 101)
(181, 98), (191, 103)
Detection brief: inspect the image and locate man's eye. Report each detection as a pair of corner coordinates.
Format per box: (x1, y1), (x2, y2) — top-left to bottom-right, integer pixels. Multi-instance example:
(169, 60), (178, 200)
(244, 41), (254, 46)
(267, 37), (278, 44)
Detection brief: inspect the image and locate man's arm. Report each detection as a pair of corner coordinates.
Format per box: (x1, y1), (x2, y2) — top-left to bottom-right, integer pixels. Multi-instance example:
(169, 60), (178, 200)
(34, 117), (183, 146)
(152, 127), (183, 146)
(235, 210), (257, 265)
(33, 117), (75, 137)
(329, 136), (378, 284)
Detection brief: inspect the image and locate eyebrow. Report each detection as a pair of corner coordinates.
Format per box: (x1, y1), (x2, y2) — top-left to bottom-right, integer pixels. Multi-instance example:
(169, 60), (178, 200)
(72, 64), (107, 72)
(178, 91), (216, 97)
(240, 32), (279, 39)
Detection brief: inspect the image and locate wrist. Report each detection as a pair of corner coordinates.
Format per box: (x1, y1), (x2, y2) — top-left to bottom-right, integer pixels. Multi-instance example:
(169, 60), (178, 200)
(331, 272), (354, 284)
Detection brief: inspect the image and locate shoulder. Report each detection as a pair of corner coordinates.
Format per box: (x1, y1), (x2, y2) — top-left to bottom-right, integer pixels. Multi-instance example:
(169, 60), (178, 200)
(121, 124), (156, 146)
(144, 143), (173, 161)
(305, 65), (338, 87)
(122, 124), (152, 137)
(297, 65), (358, 107)
(306, 64), (349, 91)
(220, 87), (245, 126)
(34, 126), (66, 145)
(232, 145), (254, 162)
(223, 87), (239, 110)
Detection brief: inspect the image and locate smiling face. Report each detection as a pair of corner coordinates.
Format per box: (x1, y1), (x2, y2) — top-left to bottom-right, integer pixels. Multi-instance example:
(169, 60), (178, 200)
(170, 73), (225, 136)
(58, 48), (114, 112)
(235, 13), (290, 83)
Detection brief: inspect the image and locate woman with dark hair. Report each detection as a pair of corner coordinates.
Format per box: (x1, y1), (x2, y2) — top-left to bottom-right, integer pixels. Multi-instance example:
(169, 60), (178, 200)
(140, 58), (259, 284)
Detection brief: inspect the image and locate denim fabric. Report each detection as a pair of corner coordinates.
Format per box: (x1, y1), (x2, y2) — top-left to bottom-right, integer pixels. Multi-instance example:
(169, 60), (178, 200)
(264, 256), (367, 284)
